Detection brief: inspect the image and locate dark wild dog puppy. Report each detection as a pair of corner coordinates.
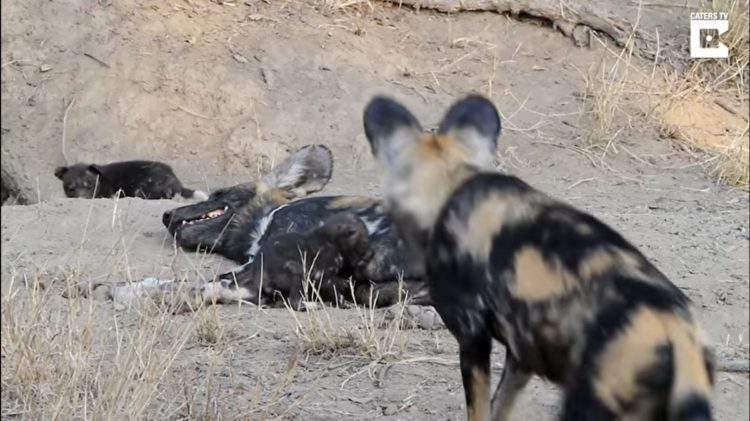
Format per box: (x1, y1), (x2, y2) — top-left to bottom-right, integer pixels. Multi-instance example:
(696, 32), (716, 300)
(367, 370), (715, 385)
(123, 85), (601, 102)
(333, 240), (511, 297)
(160, 144), (429, 308)
(54, 160), (208, 201)
(240, 212), (374, 310)
(363, 95), (714, 421)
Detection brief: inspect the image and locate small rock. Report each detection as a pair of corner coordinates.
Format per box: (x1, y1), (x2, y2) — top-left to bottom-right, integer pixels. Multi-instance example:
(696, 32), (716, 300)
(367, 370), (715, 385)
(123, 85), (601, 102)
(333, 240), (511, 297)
(39, 64), (52, 72)
(382, 404), (399, 416)
(418, 310), (435, 330)
(406, 304), (420, 317)
(261, 68), (274, 89)
(244, 0), (253, 5)
(233, 53), (248, 64)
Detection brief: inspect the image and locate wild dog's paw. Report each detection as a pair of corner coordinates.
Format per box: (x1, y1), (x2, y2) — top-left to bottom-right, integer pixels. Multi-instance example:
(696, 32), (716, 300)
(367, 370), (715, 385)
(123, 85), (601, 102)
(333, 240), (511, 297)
(157, 283), (206, 314)
(302, 301), (323, 312)
(62, 282), (112, 302)
(381, 304), (445, 330)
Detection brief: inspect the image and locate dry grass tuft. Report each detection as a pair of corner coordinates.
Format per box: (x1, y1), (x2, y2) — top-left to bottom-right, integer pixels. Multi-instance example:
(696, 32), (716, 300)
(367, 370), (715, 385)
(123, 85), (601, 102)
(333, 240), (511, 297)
(316, 0), (374, 15)
(690, 0), (750, 102)
(579, 6), (641, 147)
(1, 270), (195, 419)
(576, 0), (749, 189)
(284, 253), (410, 361)
(707, 124), (750, 188)
(193, 306), (227, 347)
(581, 53), (634, 146)
(350, 279), (410, 361)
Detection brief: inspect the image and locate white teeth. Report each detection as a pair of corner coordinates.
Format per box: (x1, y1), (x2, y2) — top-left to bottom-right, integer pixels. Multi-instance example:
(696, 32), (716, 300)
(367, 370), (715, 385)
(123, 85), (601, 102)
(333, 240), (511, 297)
(179, 206), (227, 227)
(206, 209), (224, 218)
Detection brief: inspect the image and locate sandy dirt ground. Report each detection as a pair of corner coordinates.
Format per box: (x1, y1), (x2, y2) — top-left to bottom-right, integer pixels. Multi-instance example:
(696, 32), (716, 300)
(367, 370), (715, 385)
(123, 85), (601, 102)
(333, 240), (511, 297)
(1, 0), (748, 420)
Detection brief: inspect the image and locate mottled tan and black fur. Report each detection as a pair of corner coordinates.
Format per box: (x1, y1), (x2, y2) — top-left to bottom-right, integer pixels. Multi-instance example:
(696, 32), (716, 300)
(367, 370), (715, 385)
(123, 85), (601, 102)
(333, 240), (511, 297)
(363, 94), (715, 421)
(238, 212), (375, 310)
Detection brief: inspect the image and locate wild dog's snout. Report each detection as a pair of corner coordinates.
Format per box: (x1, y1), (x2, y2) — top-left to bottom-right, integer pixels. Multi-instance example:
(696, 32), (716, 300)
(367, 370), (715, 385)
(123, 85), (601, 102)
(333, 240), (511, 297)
(162, 209), (173, 228)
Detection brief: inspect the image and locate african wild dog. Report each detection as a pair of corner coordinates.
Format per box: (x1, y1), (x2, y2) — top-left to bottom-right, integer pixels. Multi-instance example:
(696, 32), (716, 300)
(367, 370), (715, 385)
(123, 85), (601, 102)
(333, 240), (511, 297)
(222, 212), (374, 310)
(54, 160), (208, 201)
(104, 144), (430, 310)
(362, 94), (715, 421)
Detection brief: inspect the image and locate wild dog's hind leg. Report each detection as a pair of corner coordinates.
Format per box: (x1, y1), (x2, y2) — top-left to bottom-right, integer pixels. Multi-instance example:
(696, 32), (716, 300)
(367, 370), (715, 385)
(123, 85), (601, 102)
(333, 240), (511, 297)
(168, 275), (256, 313)
(317, 275), (353, 309)
(458, 334), (493, 421)
(490, 353), (532, 421)
(352, 279), (432, 307)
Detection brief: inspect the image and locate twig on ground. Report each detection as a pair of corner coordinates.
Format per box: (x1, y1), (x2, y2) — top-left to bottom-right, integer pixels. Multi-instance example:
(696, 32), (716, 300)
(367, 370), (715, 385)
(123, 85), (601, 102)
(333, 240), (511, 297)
(61, 97), (76, 166)
(718, 359), (750, 373)
(83, 52), (111, 68)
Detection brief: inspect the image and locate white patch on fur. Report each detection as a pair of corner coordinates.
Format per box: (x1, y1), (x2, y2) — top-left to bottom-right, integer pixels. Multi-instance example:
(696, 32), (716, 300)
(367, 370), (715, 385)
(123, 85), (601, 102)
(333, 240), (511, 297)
(246, 204), (290, 262)
(200, 281), (253, 302)
(360, 215), (386, 235)
(109, 277), (176, 310)
(192, 190), (209, 201)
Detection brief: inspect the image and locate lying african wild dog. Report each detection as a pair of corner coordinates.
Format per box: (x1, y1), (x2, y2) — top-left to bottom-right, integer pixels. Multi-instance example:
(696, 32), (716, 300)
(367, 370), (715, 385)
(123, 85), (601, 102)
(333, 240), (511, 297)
(54, 160), (208, 201)
(154, 144), (430, 309)
(363, 95), (715, 421)
(234, 212), (374, 310)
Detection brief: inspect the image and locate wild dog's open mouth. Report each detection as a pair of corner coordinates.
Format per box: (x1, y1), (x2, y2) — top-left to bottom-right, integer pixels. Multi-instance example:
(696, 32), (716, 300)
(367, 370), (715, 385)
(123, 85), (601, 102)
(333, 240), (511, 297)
(180, 206), (229, 226)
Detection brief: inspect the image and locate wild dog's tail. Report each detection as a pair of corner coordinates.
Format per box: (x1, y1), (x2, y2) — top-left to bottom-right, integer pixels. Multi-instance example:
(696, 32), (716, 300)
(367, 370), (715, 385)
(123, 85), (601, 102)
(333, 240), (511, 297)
(667, 321), (714, 421)
(180, 187), (209, 201)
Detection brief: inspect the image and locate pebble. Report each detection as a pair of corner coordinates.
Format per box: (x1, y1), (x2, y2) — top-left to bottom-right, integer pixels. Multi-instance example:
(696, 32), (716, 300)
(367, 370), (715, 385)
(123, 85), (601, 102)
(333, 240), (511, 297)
(382, 404), (399, 416)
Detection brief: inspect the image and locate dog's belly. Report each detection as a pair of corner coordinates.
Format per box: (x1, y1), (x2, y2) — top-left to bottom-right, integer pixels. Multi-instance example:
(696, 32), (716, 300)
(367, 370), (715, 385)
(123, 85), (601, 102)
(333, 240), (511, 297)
(256, 199), (424, 283)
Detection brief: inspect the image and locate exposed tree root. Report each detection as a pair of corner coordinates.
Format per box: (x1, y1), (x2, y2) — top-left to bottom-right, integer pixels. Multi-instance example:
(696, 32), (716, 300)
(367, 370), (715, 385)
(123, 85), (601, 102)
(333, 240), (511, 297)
(379, 0), (656, 59)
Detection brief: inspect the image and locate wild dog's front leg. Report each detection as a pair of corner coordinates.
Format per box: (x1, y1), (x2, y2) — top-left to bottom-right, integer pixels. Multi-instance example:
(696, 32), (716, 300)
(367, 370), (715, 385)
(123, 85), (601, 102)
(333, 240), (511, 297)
(490, 353), (532, 421)
(317, 275), (354, 309)
(166, 272), (257, 313)
(194, 278), (255, 307)
(459, 335), (493, 421)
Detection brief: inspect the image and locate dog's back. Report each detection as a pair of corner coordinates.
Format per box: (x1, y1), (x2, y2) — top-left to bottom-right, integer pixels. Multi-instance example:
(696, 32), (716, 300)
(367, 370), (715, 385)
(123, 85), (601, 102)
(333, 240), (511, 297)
(432, 172), (714, 420)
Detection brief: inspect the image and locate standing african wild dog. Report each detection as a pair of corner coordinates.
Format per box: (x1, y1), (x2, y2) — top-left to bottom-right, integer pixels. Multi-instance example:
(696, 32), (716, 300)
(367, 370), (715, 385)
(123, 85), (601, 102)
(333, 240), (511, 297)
(362, 94), (715, 421)
(154, 144), (430, 308)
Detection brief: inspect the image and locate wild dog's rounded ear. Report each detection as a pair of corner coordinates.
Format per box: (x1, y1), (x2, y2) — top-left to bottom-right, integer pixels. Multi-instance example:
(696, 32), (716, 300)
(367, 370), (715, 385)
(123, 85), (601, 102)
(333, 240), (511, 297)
(363, 96), (423, 164)
(258, 144), (333, 198)
(437, 94), (501, 167)
(54, 166), (68, 180)
(87, 165), (104, 176)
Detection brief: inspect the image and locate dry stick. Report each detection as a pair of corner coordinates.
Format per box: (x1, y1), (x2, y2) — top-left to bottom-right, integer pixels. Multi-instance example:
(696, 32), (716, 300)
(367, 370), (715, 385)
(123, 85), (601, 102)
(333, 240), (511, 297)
(628, 0), (690, 7)
(717, 359), (750, 374)
(61, 97), (76, 166)
(83, 52), (111, 68)
(714, 98), (749, 122)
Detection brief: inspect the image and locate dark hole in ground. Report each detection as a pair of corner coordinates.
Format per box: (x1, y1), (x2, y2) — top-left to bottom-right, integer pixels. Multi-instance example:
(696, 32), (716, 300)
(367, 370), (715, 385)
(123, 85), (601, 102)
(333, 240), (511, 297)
(1, 168), (30, 206)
